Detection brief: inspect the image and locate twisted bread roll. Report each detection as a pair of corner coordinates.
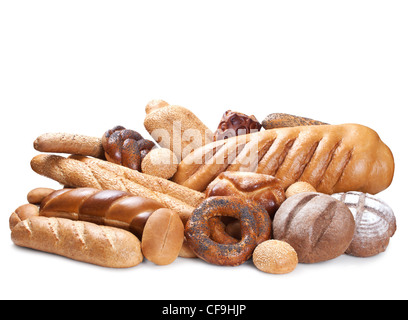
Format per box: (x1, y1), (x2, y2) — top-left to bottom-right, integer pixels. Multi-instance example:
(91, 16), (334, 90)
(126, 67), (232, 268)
(30, 154), (205, 223)
(102, 125), (155, 171)
(173, 124), (394, 195)
(11, 216), (143, 268)
(205, 172), (286, 218)
(39, 188), (165, 239)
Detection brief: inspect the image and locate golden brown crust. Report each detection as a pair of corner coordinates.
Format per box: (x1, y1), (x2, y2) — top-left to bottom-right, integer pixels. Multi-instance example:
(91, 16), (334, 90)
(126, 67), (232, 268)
(27, 187), (56, 204)
(141, 148), (179, 179)
(11, 216), (143, 268)
(174, 124), (394, 195)
(144, 104), (214, 161)
(34, 133), (105, 158)
(205, 172), (286, 218)
(39, 187), (165, 239)
(9, 204), (40, 230)
(30, 154), (205, 223)
(253, 240), (298, 274)
(285, 181), (317, 198)
(141, 208), (184, 265)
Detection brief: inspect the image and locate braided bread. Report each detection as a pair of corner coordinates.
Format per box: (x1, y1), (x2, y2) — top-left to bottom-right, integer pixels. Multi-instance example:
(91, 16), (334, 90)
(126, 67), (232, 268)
(102, 125), (155, 171)
(39, 188), (165, 239)
(173, 124), (394, 195)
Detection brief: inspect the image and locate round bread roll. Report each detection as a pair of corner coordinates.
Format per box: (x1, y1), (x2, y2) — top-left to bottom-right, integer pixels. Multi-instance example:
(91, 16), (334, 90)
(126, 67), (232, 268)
(253, 240), (298, 274)
(273, 192), (355, 263)
(332, 191), (397, 257)
(141, 148), (179, 179)
(141, 208), (184, 265)
(285, 181), (316, 198)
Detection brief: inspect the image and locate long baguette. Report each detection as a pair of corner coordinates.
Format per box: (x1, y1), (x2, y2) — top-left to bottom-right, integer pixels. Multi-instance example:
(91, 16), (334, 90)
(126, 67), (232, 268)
(34, 133), (105, 158)
(30, 154), (204, 223)
(11, 216), (143, 268)
(173, 123), (394, 195)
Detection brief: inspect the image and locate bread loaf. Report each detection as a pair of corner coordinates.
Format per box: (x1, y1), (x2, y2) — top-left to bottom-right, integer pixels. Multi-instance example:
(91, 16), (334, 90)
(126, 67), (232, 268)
(262, 113), (327, 130)
(332, 191), (397, 257)
(11, 216), (143, 268)
(34, 133), (105, 158)
(173, 124), (394, 195)
(273, 192), (355, 263)
(144, 101), (214, 161)
(30, 154), (205, 223)
(9, 204), (39, 230)
(39, 188), (165, 239)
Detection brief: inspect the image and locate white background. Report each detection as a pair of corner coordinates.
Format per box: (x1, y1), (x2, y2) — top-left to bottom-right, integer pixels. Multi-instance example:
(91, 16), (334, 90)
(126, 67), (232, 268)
(1, 1), (407, 300)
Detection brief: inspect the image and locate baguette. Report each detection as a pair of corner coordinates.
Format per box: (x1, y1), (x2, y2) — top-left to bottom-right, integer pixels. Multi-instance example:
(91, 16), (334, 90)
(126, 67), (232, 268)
(173, 124), (394, 195)
(261, 113), (328, 129)
(34, 133), (105, 158)
(11, 216), (143, 268)
(30, 154), (205, 223)
(9, 204), (39, 230)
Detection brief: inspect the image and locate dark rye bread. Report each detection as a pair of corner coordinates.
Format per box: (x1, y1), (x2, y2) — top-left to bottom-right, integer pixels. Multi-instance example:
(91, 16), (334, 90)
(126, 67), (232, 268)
(273, 192), (355, 263)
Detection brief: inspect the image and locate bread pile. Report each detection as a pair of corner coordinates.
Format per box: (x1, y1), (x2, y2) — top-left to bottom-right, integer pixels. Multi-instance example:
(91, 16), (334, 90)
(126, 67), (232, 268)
(9, 100), (397, 274)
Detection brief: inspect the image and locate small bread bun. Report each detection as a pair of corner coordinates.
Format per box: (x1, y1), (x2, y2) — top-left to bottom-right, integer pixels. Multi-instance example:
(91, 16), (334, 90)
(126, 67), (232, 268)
(145, 99), (170, 115)
(253, 240), (298, 274)
(141, 208), (184, 265)
(141, 148), (179, 179)
(285, 181), (316, 198)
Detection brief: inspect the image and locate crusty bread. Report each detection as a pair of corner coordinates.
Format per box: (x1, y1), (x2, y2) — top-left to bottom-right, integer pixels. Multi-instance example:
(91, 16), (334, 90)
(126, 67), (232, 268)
(39, 188), (165, 239)
(34, 133), (105, 158)
(273, 192), (355, 263)
(11, 216), (143, 268)
(9, 204), (40, 230)
(30, 154), (205, 223)
(141, 208), (184, 265)
(173, 124), (394, 195)
(144, 103), (214, 161)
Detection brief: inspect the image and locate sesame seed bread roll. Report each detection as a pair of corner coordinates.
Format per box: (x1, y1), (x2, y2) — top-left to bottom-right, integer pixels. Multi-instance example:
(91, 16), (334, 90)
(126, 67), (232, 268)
(30, 154), (205, 223)
(144, 100), (214, 161)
